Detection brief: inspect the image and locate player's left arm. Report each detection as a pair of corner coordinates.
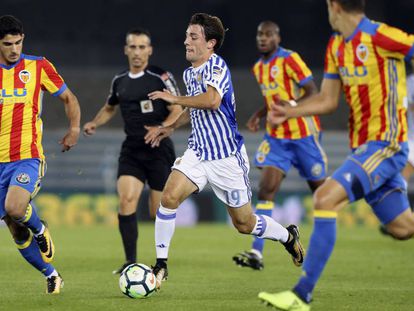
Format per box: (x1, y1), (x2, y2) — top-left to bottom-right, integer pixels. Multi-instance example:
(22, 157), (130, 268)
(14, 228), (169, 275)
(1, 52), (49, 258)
(148, 85), (221, 110)
(285, 52), (318, 102)
(373, 24), (414, 61)
(58, 88), (81, 152)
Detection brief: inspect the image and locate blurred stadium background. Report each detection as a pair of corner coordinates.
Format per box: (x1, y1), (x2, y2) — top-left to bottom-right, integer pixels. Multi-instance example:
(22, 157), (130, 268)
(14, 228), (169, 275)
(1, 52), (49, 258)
(3, 0), (414, 226)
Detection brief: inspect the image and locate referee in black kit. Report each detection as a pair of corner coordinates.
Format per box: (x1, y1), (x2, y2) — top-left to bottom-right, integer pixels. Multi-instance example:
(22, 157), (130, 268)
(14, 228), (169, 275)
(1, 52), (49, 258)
(83, 28), (182, 274)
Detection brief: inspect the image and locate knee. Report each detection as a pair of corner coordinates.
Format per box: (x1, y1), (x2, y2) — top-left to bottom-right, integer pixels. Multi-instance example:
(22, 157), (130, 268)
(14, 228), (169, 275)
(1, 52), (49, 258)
(119, 194), (134, 206)
(4, 201), (26, 219)
(313, 187), (335, 211)
(161, 191), (180, 209)
(386, 225), (414, 241)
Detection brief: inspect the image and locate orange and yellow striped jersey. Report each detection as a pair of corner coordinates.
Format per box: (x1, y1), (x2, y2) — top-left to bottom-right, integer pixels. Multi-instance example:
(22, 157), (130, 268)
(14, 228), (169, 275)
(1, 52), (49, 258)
(324, 17), (414, 148)
(252, 47), (321, 139)
(0, 54), (66, 162)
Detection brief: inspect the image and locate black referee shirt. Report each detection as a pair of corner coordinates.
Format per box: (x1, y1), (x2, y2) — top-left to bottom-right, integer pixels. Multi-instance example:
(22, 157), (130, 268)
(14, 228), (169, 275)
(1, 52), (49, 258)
(107, 65), (180, 145)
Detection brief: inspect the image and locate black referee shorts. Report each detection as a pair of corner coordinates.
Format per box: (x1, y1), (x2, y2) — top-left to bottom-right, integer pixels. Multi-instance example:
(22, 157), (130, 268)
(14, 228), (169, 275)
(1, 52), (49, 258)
(117, 140), (176, 191)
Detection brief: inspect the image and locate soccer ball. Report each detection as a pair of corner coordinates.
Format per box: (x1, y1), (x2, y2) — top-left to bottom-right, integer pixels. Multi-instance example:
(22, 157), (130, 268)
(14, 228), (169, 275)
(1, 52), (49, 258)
(119, 263), (156, 299)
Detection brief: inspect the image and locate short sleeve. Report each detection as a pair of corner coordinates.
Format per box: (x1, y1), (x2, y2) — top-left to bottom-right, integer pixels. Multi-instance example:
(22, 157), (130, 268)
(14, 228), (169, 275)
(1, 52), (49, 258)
(323, 36), (340, 80)
(40, 58), (67, 96)
(285, 52), (313, 87)
(374, 24), (414, 61)
(107, 76), (119, 105)
(204, 56), (229, 98)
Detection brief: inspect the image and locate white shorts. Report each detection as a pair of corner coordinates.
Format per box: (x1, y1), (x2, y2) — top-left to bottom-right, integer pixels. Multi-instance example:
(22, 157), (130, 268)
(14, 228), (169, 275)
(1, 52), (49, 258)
(408, 139), (414, 167)
(172, 145), (251, 208)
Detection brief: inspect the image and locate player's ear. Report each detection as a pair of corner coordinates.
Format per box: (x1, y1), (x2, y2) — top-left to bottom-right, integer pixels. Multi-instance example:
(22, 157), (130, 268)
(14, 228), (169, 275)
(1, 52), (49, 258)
(149, 45), (153, 56)
(207, 39), (216, 51)
(124, 45), (128, 56)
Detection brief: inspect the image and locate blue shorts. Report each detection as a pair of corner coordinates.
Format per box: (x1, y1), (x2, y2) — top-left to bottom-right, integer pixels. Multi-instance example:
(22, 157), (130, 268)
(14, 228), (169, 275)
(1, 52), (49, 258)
(332, 141), (409, 224)
(0, 159), (46, 219)
(254, 133), (327, 181)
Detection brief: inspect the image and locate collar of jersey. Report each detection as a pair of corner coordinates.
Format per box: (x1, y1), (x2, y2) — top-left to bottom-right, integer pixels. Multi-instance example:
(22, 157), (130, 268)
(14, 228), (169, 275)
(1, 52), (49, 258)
(128, 71), (145, 79)
(345, 16), (369, 42)
(0, 53), (24, 69)
(192, 53), (216, 72)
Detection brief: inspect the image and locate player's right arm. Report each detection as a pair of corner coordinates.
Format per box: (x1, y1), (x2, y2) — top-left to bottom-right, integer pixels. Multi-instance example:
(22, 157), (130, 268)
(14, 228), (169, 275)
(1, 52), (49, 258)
(83, 103), (117, 136)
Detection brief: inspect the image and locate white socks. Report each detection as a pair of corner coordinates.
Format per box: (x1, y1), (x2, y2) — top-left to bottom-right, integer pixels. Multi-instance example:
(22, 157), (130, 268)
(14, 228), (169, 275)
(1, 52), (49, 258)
(155, 205), (177, 259)
(251, 214), (289, 243)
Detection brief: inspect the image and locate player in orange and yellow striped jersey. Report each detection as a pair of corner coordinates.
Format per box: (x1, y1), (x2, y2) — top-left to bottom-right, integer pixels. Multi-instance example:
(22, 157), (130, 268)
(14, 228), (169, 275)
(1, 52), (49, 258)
(260, 1), (414, 310)
(233, 21), (327, 271)
(0, 15), (80, 294)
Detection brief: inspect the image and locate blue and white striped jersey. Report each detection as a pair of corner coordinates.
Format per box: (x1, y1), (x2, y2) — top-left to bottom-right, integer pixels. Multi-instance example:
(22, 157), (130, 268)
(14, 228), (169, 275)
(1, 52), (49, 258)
(183, 53), (244, 160)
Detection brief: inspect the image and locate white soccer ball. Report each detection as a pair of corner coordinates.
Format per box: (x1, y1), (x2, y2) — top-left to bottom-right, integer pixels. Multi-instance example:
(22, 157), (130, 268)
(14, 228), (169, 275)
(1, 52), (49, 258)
(119, 263), (156, 298)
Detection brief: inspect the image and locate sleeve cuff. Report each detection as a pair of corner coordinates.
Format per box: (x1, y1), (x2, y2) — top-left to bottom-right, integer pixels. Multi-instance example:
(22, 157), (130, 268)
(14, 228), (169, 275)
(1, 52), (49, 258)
(205, 81), (223, 99)
(323, 73), (340, 80)
(51, 84), (67, 97)
(298, 75), (313, 87)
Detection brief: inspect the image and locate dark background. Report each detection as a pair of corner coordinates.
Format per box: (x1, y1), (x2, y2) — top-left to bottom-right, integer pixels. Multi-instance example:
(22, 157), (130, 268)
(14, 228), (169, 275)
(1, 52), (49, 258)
(3, 0), (414, 129)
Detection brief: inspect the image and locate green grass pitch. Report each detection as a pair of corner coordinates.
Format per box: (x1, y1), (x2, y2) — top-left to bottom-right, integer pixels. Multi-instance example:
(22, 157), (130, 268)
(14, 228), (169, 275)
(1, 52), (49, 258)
(0, 223), (413, 310)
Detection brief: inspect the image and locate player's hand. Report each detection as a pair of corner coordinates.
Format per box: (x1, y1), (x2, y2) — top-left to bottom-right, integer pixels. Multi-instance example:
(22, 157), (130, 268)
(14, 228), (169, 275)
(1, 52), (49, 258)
(148, 89), (178, 105)
(267, 101), (289, 126)
(59, 127), (80, 152)
(246, 114), (261, 132)
(83, 122), (97, 136)
(144, 125), (174, 148)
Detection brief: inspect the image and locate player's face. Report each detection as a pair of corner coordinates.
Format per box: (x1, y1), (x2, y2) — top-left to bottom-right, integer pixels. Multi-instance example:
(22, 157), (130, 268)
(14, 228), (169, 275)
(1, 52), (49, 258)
(0, 34), (24, 65)
(124, 34), (152, 72)
(184, 24), (213, 67)
(256, 24), (280, 55)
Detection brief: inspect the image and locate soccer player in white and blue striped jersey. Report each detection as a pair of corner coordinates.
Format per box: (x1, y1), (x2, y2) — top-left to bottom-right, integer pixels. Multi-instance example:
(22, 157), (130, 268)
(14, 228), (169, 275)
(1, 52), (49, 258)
(145, 13), (305, 288)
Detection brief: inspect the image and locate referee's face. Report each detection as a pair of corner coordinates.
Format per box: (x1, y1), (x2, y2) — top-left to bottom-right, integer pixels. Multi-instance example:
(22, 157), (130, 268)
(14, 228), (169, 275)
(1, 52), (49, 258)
(124, 34), (152, 72)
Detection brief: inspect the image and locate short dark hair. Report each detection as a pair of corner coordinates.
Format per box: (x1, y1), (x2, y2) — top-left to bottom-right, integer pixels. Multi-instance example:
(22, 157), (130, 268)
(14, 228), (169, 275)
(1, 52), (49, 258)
(331, 0), (365, 13)
(125, 28), (151, 44)
(258, 21), (280, 35)
(189, 13), (225, 51)
(0, 15), (23, 40)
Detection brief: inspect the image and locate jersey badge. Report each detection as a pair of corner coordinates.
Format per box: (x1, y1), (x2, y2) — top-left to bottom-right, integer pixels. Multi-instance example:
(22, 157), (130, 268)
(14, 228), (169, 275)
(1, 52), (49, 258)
(356, 43), (369, 63)
(19, 70), (31, 84)
(212, 66), (223, 79)
(140, 100), (154, 113)
(311, 163), (322, 177)
(270, 65), (279, 78)
(256, 152), (266, 164)
(16, 173), (30, 184)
